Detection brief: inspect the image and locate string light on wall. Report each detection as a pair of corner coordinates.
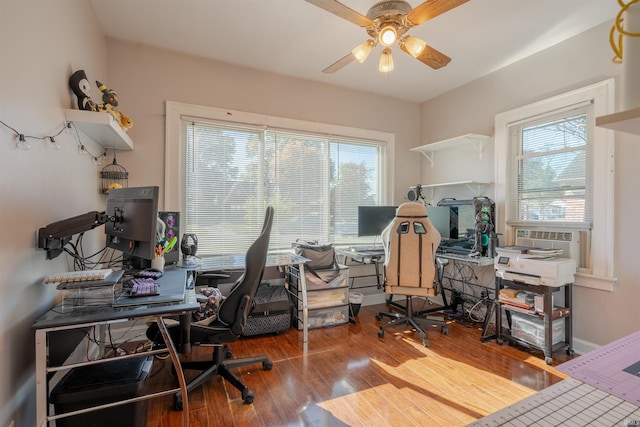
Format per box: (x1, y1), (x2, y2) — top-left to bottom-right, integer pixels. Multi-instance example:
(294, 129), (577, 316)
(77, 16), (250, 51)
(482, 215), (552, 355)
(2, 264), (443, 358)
(0, 118), (107, 163)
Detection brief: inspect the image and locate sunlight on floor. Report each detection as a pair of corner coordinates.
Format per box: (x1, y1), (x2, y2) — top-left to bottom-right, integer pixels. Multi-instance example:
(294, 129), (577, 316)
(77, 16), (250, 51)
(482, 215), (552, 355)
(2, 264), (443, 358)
(316, 335), (548, 426)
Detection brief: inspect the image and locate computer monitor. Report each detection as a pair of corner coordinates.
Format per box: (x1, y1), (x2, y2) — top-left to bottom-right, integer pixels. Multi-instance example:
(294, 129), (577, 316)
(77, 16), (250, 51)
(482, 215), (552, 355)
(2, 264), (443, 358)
(104, 186), (159, 261)
(357, 206), (397, 237)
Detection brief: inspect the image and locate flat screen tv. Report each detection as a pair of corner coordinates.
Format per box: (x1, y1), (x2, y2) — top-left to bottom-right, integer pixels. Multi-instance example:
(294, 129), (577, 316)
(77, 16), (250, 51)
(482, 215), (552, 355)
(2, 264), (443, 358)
(357, 206), (397, 237)
(104, 186), (159, 261)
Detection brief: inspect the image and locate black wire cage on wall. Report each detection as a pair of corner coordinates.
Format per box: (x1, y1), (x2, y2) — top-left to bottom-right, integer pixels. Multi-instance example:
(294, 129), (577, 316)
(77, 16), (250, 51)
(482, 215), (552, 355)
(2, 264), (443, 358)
(100, 152), (128, 194)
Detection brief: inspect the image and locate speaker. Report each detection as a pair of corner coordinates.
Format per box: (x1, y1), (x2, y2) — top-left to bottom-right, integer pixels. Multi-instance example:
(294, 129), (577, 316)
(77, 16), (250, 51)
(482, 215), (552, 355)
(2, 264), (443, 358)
(158, 211), (180, 265)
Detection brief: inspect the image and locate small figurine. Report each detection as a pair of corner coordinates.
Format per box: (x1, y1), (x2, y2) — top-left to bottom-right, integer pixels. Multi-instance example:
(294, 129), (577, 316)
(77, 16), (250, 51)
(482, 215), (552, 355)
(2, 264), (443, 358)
(96, 80), (133, 131)
(69, 70), (98, 111)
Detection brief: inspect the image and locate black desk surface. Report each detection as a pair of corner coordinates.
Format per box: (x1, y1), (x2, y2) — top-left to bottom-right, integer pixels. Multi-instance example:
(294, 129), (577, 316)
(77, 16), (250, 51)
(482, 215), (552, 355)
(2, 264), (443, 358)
(33, 267), (199, 330)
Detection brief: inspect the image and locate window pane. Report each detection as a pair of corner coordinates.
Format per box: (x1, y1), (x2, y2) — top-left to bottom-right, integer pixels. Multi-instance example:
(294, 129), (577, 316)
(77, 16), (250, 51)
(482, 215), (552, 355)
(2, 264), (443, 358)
(182, 120), (387, 254)
(512, 111), (590, 224)
(331, 140), (383, 239)
(185, 122), (265, 256)
(267, 131), (329, 247)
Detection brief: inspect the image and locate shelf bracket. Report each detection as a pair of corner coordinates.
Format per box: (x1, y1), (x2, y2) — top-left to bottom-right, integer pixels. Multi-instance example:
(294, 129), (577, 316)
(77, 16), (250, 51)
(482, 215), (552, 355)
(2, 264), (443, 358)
(419, 151), (435, 168)
(465, 182), (486, 194)
(470, 138), (489, 160)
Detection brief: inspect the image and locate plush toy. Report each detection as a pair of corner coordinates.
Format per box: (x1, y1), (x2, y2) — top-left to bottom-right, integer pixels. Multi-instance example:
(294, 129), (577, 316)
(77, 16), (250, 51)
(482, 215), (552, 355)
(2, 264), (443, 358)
(96, 80), (134, 131)
(69, 70), (98, 111)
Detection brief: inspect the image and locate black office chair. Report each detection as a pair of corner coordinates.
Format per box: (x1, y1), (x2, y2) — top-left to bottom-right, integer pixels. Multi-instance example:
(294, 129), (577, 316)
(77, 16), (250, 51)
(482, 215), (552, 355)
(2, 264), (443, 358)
(161, 206), (275, 409)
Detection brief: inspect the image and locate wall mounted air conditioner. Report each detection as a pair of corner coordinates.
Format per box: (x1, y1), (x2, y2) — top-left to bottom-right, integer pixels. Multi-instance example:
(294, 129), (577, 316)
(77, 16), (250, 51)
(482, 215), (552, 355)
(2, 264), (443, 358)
(514, 228), (583, 266)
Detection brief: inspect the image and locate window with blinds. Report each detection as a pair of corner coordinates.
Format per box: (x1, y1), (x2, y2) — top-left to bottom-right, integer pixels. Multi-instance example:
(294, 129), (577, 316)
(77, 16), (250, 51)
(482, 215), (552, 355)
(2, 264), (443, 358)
(182, 119), (388, 255)
(508, 105), (593, 229)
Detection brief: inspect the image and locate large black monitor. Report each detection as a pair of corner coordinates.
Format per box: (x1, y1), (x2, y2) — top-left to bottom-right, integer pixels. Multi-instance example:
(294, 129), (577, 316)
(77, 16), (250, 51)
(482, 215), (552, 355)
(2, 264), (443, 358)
(105, 186), (159, 261)
(357, 205), (397, 237)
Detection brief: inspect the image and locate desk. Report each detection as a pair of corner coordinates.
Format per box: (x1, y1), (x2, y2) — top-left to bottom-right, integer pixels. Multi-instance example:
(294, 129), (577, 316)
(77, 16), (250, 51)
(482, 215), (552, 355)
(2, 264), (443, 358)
(194, 252), (311, 342)
(435, 253), (496, 327)
(33, 267), (199, 427)
(335, 246), (385, 290)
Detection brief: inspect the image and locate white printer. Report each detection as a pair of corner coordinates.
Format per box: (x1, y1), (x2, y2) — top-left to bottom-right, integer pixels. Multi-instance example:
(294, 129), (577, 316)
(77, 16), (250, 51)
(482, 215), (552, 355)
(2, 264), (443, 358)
(495, 252), (577, 287)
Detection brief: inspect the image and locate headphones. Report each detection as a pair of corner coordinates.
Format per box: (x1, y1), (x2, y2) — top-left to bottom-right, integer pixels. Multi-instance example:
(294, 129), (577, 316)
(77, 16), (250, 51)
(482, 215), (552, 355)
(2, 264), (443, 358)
(407, 184), (423, 202)
(180, 233), (198, 257)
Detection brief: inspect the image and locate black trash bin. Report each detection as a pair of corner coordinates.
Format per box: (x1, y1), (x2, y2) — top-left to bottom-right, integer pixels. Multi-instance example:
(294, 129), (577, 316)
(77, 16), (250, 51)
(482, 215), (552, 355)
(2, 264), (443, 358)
(50, 355), (153, 427)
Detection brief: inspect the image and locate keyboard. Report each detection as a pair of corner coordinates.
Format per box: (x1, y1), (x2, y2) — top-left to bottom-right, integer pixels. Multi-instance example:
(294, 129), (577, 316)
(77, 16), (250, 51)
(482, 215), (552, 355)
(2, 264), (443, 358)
(127, 278), (160, 296)
(468, 378), (640, 426)
(43, 269), (124, 289)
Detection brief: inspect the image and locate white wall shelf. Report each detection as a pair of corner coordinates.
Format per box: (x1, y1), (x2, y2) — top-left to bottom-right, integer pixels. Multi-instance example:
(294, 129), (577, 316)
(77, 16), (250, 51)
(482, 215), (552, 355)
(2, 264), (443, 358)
(411, 133), (491, 167)
(65, 109), (133, 150)
(596, 106), (640, 136)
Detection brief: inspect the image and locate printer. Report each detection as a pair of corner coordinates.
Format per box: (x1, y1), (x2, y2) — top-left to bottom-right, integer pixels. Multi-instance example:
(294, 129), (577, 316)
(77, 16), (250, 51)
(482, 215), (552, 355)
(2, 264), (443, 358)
(495, 253), (577, 287)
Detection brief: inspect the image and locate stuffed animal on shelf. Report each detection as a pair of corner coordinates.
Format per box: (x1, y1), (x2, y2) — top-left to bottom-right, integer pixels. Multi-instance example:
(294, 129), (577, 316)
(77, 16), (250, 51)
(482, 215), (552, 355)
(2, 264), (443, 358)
(69, 70), (98, 112)
(96, 80), (134, 131)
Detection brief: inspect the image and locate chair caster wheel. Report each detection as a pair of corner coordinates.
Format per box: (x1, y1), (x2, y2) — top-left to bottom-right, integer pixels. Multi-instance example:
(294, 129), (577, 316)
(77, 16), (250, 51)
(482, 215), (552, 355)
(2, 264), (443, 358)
(242, 389), (255, 404)
(375, 314), (382, 321)
(263, 360), (273, 370)
(226, 350), (234, 359)
(566, 348), (575, 357)
(378, 328), (384, 338)
(174, 394), (183, 411)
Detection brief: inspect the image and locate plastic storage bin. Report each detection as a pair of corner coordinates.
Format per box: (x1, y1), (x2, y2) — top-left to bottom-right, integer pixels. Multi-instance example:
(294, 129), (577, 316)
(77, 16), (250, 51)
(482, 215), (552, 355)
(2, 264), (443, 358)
(511, 313), (565, 347)
(50, 355), (153, 427)
(296, 305), (349, 330)
(288, 265), (350, 329)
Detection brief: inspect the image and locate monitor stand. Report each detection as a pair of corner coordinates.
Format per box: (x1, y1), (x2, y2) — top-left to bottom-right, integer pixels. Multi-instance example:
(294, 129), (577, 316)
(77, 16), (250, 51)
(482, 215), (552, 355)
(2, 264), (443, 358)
(178, 255), (199, 268)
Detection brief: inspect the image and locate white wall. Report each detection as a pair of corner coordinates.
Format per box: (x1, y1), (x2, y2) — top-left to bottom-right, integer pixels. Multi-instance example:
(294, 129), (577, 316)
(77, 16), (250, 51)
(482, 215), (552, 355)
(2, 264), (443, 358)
(420, 20), (640, 350)
(103, 39), (423, 210)
(0, 1), (107, 425)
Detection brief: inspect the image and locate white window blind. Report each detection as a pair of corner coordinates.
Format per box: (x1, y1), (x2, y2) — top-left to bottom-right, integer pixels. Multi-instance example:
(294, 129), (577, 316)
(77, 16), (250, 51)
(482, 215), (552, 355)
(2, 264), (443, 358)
(508, 105), (593, 229)
(182, 119), (387, 255)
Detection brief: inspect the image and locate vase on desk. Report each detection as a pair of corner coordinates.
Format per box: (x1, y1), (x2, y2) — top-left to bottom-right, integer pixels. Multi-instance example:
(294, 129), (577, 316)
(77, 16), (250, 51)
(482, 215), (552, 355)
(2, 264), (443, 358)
(151, 256), (165, 271)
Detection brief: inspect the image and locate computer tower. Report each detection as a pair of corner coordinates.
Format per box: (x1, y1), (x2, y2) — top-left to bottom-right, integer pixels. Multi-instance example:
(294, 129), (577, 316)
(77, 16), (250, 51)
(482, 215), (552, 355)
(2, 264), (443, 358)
(158, 211), (180, 265)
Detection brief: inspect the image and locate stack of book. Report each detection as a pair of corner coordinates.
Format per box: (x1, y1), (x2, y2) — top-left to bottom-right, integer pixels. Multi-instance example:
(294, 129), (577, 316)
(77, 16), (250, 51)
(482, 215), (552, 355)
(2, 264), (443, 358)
(499, 288), (535, 313)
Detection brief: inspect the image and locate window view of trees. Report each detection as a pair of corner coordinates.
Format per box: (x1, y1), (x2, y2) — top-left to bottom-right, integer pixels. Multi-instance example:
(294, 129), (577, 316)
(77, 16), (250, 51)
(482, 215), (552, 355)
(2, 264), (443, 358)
(184, 122), (385, 255)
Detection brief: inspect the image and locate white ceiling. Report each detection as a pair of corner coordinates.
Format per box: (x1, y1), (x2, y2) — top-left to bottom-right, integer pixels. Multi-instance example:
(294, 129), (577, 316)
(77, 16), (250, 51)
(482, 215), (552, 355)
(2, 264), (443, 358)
(90, 0), (619, 104)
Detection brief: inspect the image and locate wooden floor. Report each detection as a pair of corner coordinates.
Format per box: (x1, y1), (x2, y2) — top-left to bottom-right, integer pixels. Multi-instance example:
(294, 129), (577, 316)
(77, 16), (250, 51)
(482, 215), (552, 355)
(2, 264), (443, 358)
(146, 303), (572, 427)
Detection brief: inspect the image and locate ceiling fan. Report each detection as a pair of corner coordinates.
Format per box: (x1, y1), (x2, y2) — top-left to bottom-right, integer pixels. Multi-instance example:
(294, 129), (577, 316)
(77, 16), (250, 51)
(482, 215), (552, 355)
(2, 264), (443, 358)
(305, 0), (469, 73)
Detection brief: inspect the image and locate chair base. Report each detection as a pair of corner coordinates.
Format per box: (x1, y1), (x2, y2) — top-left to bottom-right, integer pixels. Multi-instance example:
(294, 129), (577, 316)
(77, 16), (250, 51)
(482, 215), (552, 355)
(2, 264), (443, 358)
(174, 344), (273, 409)
(376, 296), (448, 347)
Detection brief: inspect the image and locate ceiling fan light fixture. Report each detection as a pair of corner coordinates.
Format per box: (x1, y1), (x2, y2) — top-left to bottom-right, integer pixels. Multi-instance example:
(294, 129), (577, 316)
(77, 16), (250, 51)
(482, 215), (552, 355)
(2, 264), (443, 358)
(403, 35), (427, 58)
(352, 40), (374, 63)
(379, 47), (394, 72)
(378, 25), (397, 47)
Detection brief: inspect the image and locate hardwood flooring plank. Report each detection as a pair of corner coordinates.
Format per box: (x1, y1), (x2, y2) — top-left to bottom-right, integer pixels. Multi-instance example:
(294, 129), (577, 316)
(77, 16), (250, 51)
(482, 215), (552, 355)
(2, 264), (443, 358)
(144, 303), (572, 426)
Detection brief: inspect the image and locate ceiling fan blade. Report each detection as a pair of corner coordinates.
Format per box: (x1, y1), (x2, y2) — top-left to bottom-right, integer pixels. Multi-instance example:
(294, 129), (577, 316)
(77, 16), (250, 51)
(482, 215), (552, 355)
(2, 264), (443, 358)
(400, 43), (451, 69)
(322, 52), (356, 74)
(305, 0), (374, 27)
(405, 0), (469, 26)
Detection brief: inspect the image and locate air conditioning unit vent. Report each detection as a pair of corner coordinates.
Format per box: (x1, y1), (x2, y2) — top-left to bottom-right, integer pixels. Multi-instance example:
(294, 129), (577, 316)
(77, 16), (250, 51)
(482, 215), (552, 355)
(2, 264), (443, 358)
(515, 228), (581, 263)
(517, 229), (576, 242)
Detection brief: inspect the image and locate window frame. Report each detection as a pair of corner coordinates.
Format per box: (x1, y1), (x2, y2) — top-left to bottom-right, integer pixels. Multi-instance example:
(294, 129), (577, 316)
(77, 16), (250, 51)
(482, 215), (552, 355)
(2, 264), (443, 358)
(495, 79), (617, 291)
(165, 101), (395, 249)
